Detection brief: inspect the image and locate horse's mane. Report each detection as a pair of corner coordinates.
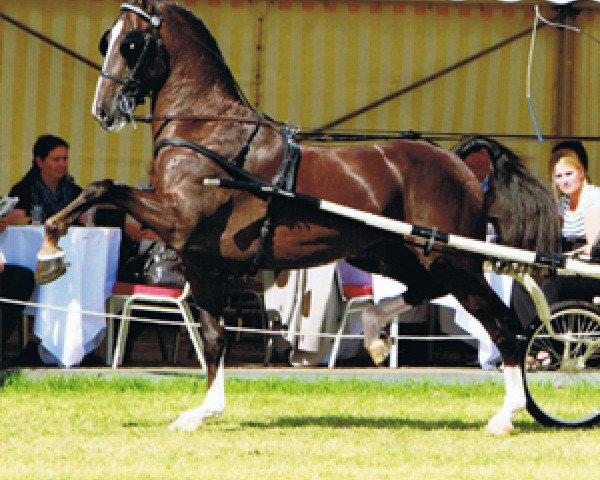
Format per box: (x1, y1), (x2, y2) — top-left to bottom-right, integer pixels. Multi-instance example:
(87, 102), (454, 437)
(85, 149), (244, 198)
(453, 135), (561, 253)
(163, 2), (250, 106)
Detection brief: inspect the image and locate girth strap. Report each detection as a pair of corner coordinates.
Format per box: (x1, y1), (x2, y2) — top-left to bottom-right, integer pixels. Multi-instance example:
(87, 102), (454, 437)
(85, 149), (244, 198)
(252, 128), (302, 271)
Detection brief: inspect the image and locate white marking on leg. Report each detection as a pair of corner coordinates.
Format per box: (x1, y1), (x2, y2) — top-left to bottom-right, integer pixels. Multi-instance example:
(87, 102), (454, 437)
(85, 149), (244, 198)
(485, 365), (526, 435)
(169, 355), (226, 432)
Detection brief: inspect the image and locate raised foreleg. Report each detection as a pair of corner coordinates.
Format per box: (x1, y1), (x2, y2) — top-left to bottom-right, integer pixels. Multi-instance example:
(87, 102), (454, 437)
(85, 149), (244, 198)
(36, 180), (179, 284)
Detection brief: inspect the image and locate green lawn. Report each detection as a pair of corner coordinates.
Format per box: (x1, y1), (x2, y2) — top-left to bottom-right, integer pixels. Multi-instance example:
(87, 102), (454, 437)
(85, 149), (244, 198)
(0, 372), (597, 479)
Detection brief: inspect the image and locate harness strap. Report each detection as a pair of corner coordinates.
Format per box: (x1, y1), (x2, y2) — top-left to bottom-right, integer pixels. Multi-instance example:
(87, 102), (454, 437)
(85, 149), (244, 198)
(154, 128), (302, 275)
(252, 128), (302, 272)
(232, 120), (262, 168)
(272, 128), (301, 191)
(153, 137), (265, 185)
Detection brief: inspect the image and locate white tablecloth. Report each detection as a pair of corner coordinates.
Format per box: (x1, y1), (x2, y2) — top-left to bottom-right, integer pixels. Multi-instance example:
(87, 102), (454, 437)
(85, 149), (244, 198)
(0, 226), (121, 367)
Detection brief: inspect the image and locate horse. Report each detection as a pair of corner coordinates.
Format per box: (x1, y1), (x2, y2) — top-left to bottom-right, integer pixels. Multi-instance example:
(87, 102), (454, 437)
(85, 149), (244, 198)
(35, 0), (561, 434)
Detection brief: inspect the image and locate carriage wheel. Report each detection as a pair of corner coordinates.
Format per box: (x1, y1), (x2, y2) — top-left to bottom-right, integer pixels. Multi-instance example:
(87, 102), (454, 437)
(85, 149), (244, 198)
(523, 300), (600, 428)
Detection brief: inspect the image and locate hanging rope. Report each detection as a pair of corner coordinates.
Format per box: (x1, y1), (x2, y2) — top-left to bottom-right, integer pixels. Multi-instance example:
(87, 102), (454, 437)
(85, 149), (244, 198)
(527, 5), (600, 143)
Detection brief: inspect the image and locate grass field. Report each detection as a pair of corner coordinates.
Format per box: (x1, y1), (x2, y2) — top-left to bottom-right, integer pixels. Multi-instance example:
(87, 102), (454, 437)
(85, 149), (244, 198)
(0, 371), (598, 479)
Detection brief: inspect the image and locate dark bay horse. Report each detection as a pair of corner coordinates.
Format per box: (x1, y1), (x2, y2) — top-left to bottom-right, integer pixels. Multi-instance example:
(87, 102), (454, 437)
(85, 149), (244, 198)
(35, 0), (561, 434)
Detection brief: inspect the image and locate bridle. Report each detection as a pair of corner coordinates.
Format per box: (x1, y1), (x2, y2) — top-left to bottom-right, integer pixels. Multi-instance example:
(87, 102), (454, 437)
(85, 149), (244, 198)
(98, 1), (282, 133)
(99, 1), (164, 121)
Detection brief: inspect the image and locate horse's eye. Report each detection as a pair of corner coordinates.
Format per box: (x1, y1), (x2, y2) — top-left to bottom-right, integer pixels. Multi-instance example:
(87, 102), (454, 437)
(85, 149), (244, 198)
(99, 29), (110, 57)
(119, 30), (145, 68)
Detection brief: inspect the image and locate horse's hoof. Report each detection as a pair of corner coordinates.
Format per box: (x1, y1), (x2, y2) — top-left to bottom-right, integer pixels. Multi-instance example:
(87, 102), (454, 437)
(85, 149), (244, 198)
(35, 253), (68, 284)
(367, 337), (392, 365)
(484, 420), (514, 436)
(168, 414), (204, 432)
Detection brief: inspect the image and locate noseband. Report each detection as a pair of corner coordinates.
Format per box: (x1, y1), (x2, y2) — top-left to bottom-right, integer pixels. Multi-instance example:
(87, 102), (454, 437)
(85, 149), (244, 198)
(99, 1), (163, 121)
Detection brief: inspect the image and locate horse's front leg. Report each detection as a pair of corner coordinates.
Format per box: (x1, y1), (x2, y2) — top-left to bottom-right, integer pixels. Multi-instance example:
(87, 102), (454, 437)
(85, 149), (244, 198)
(36, 179), (176, 284)
(168, 351), (226, 432)
(36, 180), (118, 284)
(169, 272), (228, 431)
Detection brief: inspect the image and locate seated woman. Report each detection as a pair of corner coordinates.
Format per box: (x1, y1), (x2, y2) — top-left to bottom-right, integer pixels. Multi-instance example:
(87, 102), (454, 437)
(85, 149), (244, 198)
(6, 134), (82, 224)
(3, 134), (84, 365)
(513, 140), (600, 328)
(0, 217), (35, 365)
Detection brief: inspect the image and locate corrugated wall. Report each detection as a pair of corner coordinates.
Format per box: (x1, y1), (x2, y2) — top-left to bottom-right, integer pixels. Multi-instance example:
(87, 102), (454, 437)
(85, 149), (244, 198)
(1, 0), (598, 194)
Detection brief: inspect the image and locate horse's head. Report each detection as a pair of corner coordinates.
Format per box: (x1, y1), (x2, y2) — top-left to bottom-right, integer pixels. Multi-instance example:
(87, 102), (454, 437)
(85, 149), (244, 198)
(92, 0), (169, 131)
(92, 1), (247, 132)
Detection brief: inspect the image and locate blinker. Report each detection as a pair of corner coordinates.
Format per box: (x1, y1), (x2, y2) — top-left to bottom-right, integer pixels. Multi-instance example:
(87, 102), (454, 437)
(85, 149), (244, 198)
(120, 30), (146, 68)
(99, 29), (109, 57)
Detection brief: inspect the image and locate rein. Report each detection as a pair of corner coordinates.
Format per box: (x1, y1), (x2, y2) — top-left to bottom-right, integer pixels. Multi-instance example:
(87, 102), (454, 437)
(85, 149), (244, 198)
(154, 125), (301, 274)
(133, 113), (285, 132)
(154, 137), (265, 185)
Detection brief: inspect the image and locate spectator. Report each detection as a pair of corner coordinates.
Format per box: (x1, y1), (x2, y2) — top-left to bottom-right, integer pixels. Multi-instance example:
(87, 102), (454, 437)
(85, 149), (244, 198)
(0, 216), (35, 365)
(6, 134), (82, 224)
(4, 134), (85, 365)
(550, 140), (600, 254)
(513, 140), (600, 328)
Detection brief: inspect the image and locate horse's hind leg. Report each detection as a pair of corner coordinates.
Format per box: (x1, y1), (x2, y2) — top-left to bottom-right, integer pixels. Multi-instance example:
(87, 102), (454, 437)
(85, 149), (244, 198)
(430, 258), (526, 435)
(356, 246), (448, 364)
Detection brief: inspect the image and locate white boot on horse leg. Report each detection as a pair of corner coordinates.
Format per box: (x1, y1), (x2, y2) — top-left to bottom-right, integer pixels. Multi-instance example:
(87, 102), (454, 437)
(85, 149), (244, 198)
(169, 356), (226, 432)
(484, 366), (526, 435)
(361, 294), (412, 364)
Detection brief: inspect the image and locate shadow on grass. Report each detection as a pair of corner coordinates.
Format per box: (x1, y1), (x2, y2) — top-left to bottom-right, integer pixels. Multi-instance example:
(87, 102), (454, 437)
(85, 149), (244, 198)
(236, 415), (547, 433)
(117, 413), (547, 433)
(240, 415), (485, 431)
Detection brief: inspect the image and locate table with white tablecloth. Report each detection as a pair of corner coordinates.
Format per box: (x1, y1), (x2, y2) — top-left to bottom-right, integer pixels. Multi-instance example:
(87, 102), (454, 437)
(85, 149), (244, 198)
(0, 226), (121, 367)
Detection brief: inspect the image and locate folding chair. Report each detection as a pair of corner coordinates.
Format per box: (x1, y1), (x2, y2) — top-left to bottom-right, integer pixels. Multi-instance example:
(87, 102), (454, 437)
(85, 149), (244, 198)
(328, 262), (374, 368)
(107, 281), (206, 370)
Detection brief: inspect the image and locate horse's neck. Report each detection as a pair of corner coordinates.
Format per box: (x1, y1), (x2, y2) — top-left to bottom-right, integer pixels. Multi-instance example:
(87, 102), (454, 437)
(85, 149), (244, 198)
(156, 72), (240, 116)
(153, 80), (283, 177)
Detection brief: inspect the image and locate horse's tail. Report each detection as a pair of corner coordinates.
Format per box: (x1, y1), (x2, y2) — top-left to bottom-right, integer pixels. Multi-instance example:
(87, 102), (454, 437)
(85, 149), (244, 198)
(453, 136), (561, 253)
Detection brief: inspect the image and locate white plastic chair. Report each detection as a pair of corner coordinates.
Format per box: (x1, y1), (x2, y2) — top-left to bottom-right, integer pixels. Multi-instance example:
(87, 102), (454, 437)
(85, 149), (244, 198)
(107, 281), (206, 370)
(328, 262), (374, 368)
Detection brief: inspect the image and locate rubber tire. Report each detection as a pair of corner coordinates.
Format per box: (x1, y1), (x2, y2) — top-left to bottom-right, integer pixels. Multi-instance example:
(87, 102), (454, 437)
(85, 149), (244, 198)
(523, 300), (600, 428)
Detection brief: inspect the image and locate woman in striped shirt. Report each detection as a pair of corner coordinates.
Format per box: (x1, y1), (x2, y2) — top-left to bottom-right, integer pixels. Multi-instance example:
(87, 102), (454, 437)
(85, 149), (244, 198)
(551, 142), (600, 254)
(513, 140), (600, 329)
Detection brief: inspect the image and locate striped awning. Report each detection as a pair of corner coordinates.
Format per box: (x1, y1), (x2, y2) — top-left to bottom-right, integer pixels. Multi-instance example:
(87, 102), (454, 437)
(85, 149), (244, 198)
(1, 0), (599, 192)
